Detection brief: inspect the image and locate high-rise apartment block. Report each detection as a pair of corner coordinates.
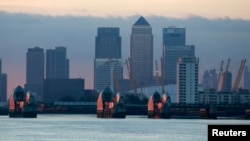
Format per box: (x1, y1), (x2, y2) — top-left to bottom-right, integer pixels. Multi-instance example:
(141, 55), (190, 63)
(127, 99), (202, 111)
(176, 56), (199, 103)
(130, 16), (153, 87)
(94, 27), (123, 92)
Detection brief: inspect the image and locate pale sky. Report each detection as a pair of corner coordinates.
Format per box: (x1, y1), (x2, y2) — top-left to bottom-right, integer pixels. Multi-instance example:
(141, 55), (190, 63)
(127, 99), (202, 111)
(0, 0), (250, 19)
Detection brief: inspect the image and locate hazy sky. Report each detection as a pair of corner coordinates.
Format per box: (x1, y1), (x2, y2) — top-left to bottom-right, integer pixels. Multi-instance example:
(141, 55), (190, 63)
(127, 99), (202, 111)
(1, 0), (250, 19)
(0, 1), (250, 97)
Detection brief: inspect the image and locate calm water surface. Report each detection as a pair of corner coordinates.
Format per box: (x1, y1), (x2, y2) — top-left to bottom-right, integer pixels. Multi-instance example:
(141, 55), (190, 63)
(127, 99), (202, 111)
(0, 114), (249, 141)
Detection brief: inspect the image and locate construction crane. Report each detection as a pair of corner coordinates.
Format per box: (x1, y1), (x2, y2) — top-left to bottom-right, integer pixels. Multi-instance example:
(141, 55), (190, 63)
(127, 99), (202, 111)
(125, 58), (137, 93)
(221, 58), (230, 91)
(232, 59), (246, 92)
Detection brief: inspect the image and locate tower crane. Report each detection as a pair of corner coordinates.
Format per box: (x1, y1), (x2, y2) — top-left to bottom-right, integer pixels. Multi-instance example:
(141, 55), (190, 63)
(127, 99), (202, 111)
(232, 59), (246, 92)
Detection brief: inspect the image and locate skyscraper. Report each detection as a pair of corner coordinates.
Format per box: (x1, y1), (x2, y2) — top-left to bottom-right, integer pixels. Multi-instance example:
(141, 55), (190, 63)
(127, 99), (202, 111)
(130, 16), (153, 87)
(95, 27), (121, 59)
(176, 56), (199, 104)
(0, 73), (7, 102)
(163, 27), (186, 46)
(94, 27), (123, 92)
(162, 27), (195, 84)
(0, 58), (1, 75)
(0, 58), (7, 102)
(25, 47), (45, 101)
(46, 46), (69, 79)
(163, 45), (195, 84)
(200, 69), (217, 89)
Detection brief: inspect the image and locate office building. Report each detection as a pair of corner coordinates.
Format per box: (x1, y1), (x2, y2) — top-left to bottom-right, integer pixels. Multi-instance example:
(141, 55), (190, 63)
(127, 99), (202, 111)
(0, 73), (7, 102)
(94, 27), (123, 92)
(176, 56), (199, 104)
(130, 16), (153, 87)
(162, 27), (195, 84)
(46, 46), (69, 79)
(25, 47), (45, 101)
(163, 45), (195, 84)
(200, 69), (217, 89)
(95, 27), (121, 58)
(244, 66), (250, 89)
(221, 71), (232, 92)
(0, 58), (7, 102)
(0, 58), (1, 75)
(163, 27), (186, 46)
(94, 58), (123, 93)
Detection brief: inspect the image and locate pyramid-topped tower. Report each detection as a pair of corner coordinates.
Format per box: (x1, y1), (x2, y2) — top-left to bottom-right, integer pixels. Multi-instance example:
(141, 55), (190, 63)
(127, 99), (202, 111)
(133, 16), (150, 26)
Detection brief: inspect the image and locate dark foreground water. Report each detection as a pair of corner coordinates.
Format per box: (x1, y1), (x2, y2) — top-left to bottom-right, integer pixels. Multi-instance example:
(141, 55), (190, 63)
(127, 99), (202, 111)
(0, 114), (249, 141)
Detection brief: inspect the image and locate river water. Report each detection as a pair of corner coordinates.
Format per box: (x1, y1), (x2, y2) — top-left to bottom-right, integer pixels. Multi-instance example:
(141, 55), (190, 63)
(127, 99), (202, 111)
(0, 114), (249, 141)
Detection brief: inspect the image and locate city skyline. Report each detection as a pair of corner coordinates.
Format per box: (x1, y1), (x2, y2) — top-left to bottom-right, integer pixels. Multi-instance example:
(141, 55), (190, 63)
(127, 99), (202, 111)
(0, 2), (250, 98)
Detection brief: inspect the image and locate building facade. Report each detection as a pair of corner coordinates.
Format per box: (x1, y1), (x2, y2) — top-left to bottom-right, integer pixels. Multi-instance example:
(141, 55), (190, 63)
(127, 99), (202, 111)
(95, 27), (121, 59)
(200, 69), (217, 89)
(176, 56), (199, 104)
(162, 27), (195, 85)
(130, 16), (153, 87)
(244, 66), (250, 89)
(0, 58), (7, 102)
(199, 88), (250, 104)
(163, 27), (186, 46)
(94, 27), (123, 92)
(94, 59), (123, 93)
(163, 45), (195, 84)
(43, 79), (85, 103)
(0, 74), (7, 102)
(46, 46), (69, 79)
(25, 47), (45, 101)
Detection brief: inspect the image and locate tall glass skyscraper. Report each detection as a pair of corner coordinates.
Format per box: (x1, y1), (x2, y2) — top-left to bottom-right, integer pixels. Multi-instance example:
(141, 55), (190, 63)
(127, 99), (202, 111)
(94, 27), (123, 92)
(130, 16), (153, 87)
(163, 27), (186, 46)
(162, 27), (195, 84)
(95, 27), (121, 59)
(46, 46), (69, 79)
(25, 47), (45, 101)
